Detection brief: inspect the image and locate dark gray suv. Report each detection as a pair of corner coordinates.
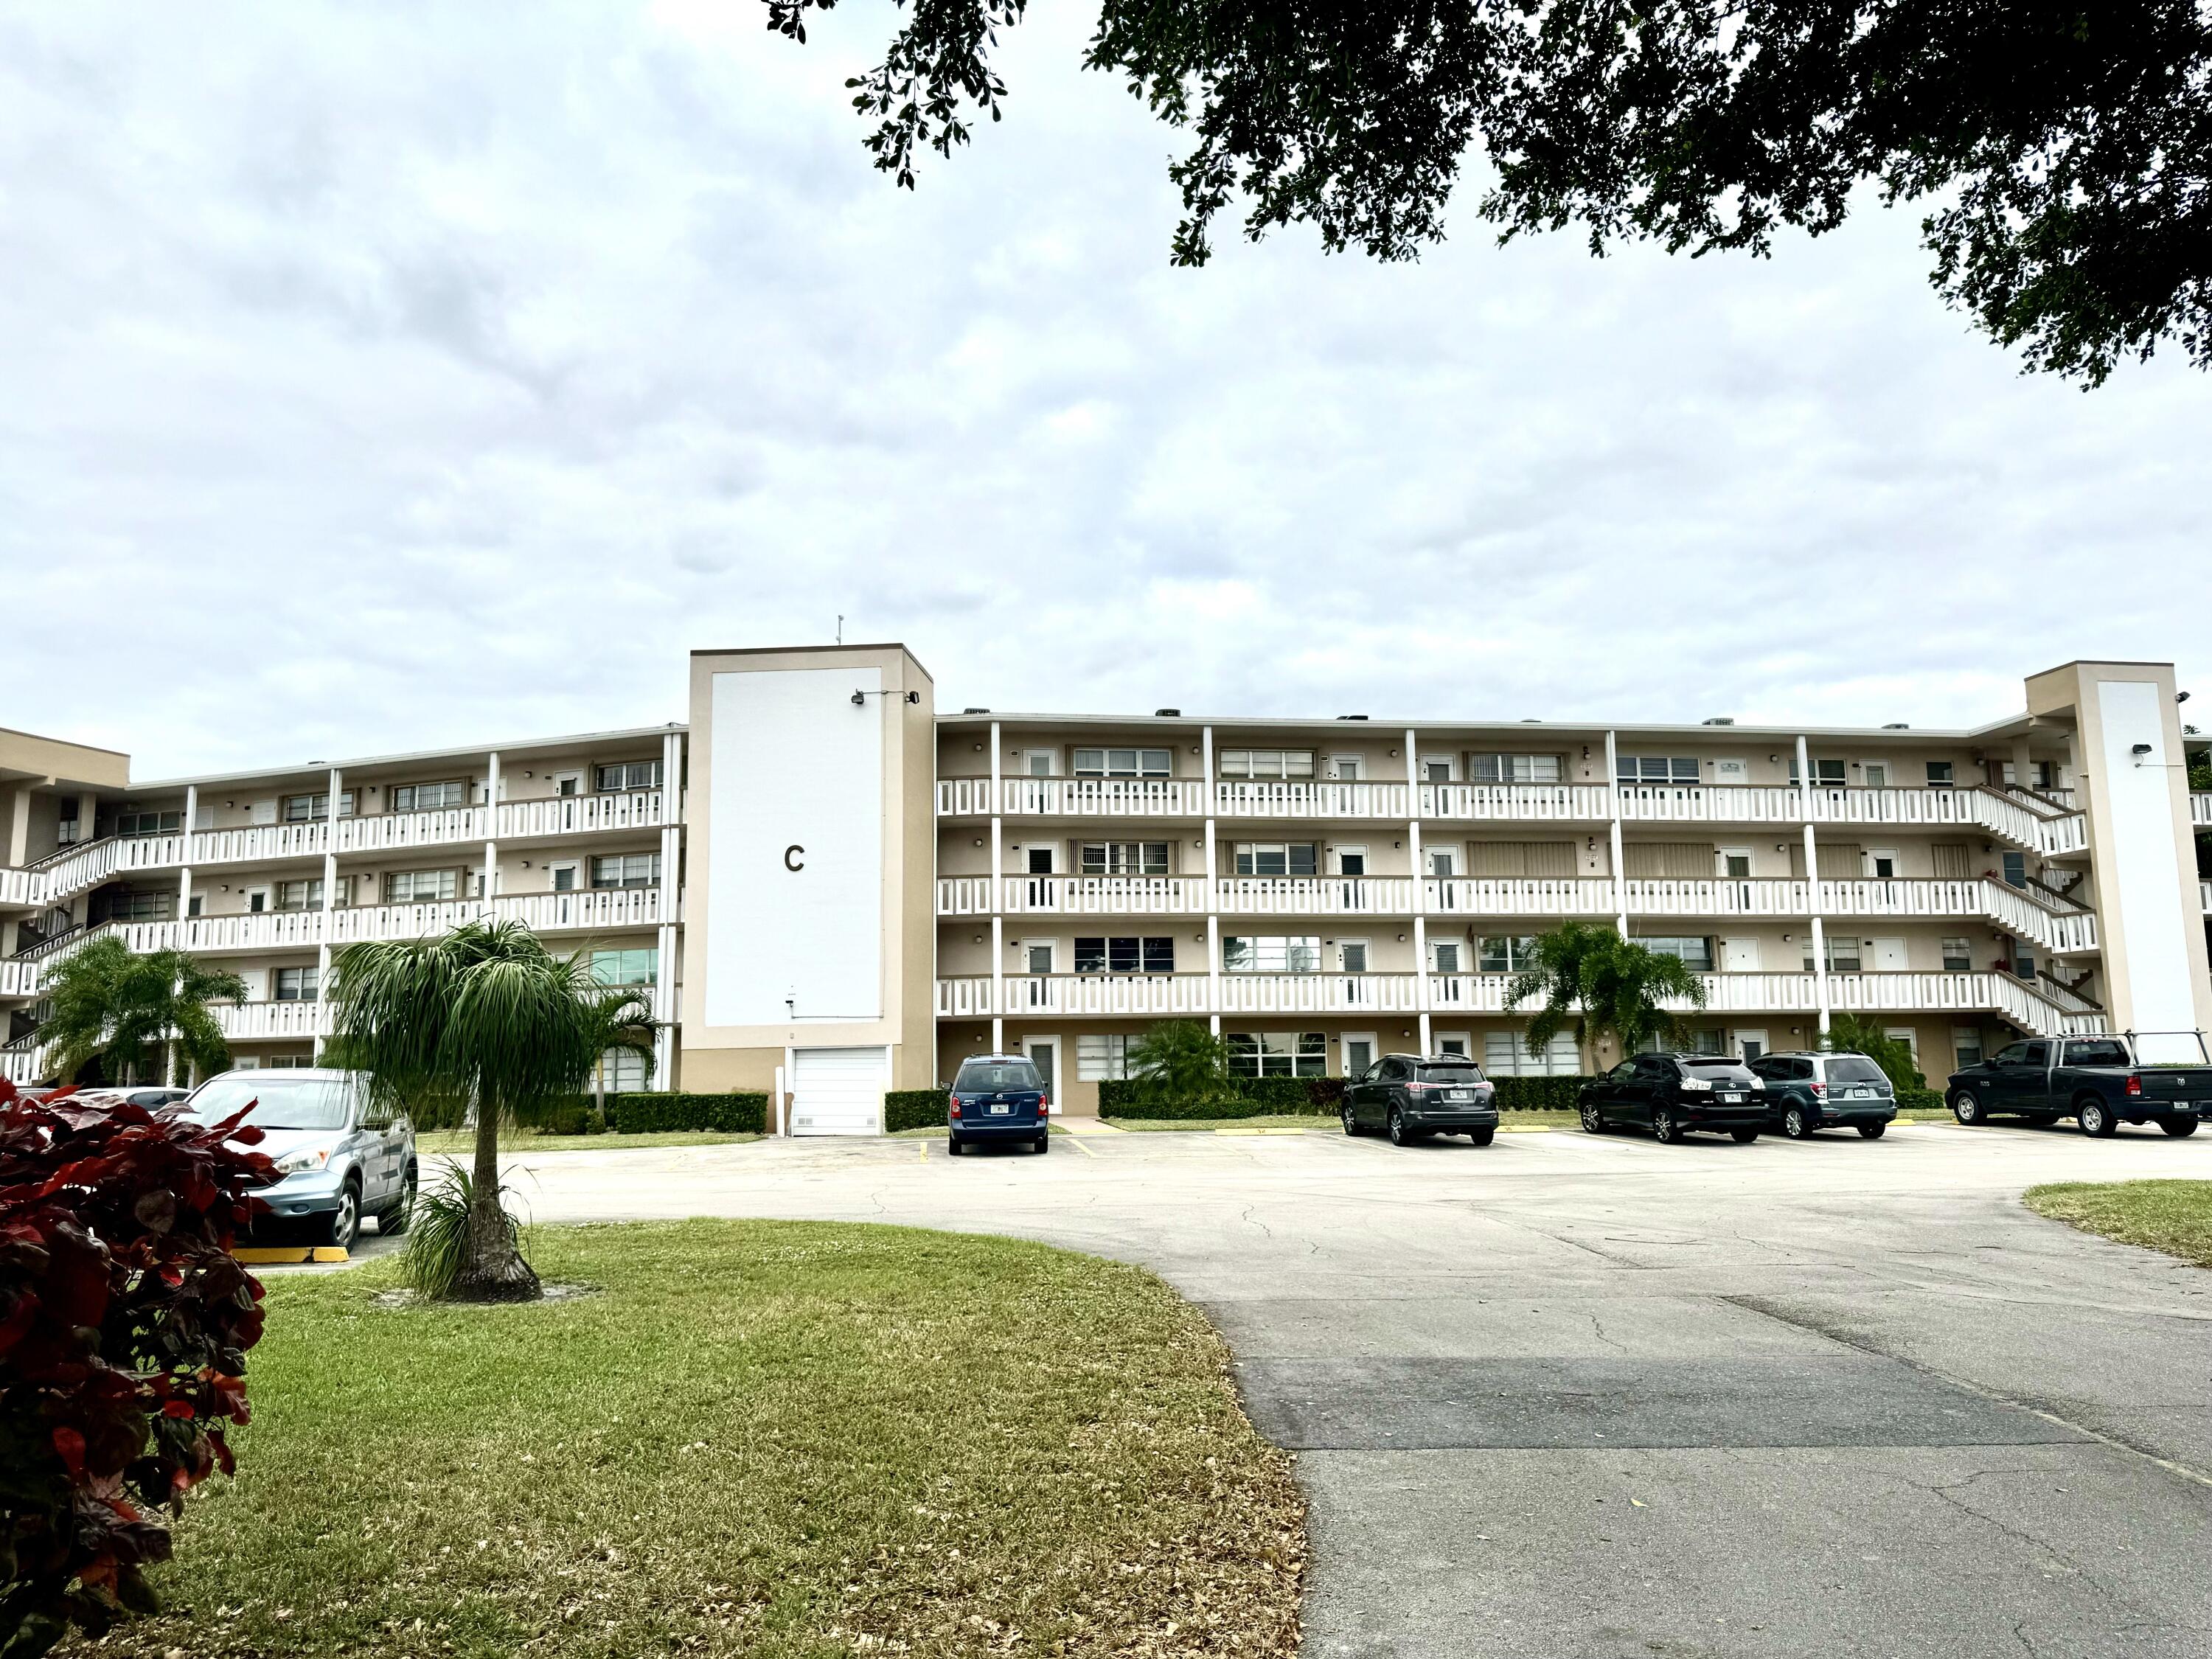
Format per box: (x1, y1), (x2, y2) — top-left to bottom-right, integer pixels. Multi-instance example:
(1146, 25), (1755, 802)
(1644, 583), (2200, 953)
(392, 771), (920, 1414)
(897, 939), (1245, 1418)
(1341, 1055), (1499, 1146)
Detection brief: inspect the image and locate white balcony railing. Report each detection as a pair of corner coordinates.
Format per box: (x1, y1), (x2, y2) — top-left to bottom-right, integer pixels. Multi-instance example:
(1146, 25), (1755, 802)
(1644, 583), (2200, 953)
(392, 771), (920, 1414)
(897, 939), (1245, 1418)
(0, 959), (41, 998)
(213, 1001), (334, 1041)
(2, 1051), (41, 1085)
(2193, 792), (2211, 828)
(2202, 880), (2211, 915)
(933, 967), (2090, 1034)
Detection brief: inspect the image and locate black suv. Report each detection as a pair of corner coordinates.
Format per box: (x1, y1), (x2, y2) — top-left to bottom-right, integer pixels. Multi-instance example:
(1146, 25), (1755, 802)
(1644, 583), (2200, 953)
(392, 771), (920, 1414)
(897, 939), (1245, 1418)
(1747, 1051), (1896, 1138)
(1578, 1053), (1767, 1143)
(1342, 1055), (1499, 1145)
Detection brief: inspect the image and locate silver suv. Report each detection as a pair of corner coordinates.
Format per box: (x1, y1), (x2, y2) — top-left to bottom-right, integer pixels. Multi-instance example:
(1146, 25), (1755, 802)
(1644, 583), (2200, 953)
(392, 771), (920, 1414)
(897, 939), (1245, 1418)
(185, 1068), (416, 1250)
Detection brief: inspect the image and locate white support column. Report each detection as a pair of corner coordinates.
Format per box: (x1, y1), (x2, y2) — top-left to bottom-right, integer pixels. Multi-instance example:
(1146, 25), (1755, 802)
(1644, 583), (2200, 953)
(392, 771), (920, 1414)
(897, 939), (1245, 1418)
(1203, 726), (1220, 1033)
(1604, 730), (1627, 935)
(989, 723), (1004, 1051)
(481, 752), (501, 918)
(313, 768), (339, 1060)
(177, 785), (197, 934)
(1798, 735), (1830, 1036)
(1408, 729), (1430, 1051)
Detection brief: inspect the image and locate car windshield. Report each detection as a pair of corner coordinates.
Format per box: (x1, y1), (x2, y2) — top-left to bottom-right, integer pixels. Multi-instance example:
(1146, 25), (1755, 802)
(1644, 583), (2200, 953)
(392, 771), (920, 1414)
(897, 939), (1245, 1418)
(1826, 1057), (1888, 1085)
(1418, 1065), (1485, 1084)
(189, 1077), (354, 1131)
(1682, 1058), (1755, 1082)
(953, 1061), (1043, 1093)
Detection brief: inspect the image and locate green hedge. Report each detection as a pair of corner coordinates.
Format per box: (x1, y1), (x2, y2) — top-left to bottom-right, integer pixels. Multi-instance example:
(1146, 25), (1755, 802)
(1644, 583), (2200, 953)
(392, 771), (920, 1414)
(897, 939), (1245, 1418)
(1095, 1074), (1593, 1120)
(886, 1088), (950, 1133)
(1895, 1087), (1945, 1112)
(603, 1091), (768, 1135)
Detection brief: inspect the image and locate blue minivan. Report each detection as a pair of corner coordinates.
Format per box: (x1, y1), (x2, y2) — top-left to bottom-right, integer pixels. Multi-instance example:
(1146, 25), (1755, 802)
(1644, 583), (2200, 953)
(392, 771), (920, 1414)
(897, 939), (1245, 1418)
(947, 1054), (1050, 1155)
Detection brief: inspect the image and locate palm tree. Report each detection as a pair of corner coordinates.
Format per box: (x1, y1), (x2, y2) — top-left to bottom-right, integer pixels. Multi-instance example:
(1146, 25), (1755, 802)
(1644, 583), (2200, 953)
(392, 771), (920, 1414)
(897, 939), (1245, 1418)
(330, 918), (639, 1301)
(1821, 1012), (1924, 1092)
(1123, 1018), (1234, 1107)
(580, 983), (660, 1121)
(1504, 921), (1709, 1069)
(38, 936), (246, 1086)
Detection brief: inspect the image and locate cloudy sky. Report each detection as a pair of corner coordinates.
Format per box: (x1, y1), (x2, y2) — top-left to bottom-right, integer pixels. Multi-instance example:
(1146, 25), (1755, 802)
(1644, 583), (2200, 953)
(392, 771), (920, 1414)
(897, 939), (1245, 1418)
(3, 2), (2206, 779)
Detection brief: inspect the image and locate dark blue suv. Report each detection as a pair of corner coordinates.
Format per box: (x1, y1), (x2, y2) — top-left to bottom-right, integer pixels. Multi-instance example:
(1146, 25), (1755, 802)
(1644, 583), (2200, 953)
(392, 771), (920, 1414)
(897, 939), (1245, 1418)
(947, 1055), (1050, 1155)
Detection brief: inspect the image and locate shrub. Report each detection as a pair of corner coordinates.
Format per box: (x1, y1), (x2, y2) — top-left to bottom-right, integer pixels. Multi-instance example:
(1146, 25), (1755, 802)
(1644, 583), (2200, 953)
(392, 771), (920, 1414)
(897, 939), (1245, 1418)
(1491, 1076), (1596, 1111)
(1896, 1086), (1945, 1112)
(1121, 1020), (1233, 1107)
(1096, 1073), (1599, 1119)
(603, 1091), (767, 1135)
(403, 1160), (524, 1300)
(885, 1089), (949, 1133)
(0, 1078), (274, 1653)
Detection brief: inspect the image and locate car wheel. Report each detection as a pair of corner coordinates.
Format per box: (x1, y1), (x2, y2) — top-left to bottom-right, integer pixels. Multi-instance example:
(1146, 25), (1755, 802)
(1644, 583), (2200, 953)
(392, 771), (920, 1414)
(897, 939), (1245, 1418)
(947, 1137), (963, 1156)
(1782, 1105), (1812, 1139)
(375, 1162), (417, 1236)
(1342, 1102), (1360, 1136)
(1579, 1100), (1604, 1135)
(2079, 1099), (2118, 1138)
(1950, 1089), (1986, 1126)
(1387, 1107), (1411, 1147)
(320, 1179), (361, 1252)
(1857, 1122), (1887, 1139)
(1034, 1135), (1050, 1154)
(1467, 1127), (1495, 1147)
(1652, 1108), (1681, 1144)
(2160, 1116), (2199, 1137)
(1731, 1127), (1760, 1144)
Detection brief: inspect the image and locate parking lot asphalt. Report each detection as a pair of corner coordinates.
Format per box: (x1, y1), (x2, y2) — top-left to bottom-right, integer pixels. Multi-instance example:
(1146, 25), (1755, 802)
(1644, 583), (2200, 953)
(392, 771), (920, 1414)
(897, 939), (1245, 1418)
(443, 1119), (2212, 1657)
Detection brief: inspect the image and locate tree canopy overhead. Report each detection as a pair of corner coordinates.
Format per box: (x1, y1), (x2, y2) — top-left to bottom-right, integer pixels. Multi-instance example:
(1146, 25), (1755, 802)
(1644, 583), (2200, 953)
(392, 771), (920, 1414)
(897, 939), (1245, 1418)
(764, 1), (2212, 386)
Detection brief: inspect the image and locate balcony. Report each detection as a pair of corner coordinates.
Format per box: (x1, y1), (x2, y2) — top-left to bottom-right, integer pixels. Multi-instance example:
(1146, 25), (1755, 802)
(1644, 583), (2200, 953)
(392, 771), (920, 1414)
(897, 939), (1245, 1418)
(2, 790), (669, 908)
(214, 1001), (333, 1042)
(2194, 792), (2211, 828)
(933, 967), (2091, 1033)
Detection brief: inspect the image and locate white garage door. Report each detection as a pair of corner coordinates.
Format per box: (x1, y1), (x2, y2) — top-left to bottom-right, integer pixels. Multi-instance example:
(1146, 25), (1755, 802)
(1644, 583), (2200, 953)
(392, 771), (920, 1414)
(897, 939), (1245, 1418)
(790, 1047), (886, 1136)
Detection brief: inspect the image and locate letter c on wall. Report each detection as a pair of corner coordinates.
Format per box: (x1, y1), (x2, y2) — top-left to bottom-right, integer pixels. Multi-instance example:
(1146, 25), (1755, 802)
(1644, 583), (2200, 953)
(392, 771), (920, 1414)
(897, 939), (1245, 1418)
(784, 844), (804, 872)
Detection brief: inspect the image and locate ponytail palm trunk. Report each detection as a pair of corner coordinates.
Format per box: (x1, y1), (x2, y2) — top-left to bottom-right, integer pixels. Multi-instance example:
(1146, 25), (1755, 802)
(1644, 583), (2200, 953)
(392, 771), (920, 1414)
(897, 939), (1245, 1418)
(332, 919), (644, 1301)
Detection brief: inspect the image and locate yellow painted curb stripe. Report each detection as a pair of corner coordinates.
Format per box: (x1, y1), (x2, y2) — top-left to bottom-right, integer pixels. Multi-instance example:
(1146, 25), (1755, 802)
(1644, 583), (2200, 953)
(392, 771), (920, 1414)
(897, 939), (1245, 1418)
(234, 1246), (349, 1265)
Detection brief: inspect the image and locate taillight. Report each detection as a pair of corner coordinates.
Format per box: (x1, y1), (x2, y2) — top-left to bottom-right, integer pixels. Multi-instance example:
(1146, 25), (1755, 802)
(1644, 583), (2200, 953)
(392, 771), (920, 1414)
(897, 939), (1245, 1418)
(1810, 1082), (1826, 1096)
(2126, 1076), (2143, 1097)
(1039, 1099), (1051, 1116)
(950, 1099), (963, 1119)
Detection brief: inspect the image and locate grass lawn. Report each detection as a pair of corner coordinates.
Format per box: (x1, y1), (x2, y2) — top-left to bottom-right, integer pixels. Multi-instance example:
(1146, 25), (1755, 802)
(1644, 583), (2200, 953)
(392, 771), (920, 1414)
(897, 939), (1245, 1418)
(75, 1220), (1301, 1659)
(2023, 1179), (2212, 1269)
(414, 1129), (762, 1156)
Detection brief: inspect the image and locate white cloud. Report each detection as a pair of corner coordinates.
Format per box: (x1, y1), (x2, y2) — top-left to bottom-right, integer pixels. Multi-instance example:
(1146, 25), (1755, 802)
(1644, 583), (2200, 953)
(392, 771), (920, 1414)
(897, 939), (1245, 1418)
(0, 1), (2205, 777)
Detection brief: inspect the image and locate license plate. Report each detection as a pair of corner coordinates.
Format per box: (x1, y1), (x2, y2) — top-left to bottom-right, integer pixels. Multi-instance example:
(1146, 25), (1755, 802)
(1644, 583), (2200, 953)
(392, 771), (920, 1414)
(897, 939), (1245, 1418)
(988, 1103), (1012, 1116)
(1445, 1090), (1472, 1102)
(1718, 1093), (1742, 1104)
(1851, 1087), (1873, 1099)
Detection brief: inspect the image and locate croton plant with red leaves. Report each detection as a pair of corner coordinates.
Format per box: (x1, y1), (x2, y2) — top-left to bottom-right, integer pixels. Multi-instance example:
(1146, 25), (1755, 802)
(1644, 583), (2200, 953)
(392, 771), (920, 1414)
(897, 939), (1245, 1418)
(0, 1075), (274, 1655)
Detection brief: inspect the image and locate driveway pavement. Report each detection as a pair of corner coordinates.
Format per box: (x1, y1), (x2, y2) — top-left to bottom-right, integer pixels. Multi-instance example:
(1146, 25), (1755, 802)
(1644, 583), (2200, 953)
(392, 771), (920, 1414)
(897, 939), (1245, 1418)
(479, 1119), (2212, 1657)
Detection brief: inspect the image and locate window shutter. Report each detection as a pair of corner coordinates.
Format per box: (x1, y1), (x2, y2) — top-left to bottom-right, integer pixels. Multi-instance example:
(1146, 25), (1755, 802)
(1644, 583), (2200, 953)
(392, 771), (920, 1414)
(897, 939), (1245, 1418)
(1469, 841), (1577, 878)
(1625, 843), (1711, 879)
(1930, 843), (1971, 880)
(249, 799), (277, 826)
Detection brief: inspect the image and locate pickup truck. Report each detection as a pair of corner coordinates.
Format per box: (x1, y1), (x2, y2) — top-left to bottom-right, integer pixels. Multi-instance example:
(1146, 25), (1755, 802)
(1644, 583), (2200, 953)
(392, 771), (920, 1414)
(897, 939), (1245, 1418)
(1946, 1032), (2211, 1138)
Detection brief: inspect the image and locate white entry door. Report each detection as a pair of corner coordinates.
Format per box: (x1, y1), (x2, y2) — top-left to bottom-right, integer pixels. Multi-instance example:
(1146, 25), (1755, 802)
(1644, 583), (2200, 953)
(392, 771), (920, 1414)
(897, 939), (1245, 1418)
(790, 1046), (887, 1136)
(1719, 937), (1761, 973)
(1868, 937), (1909, 972)
(1714, 759), (1749, 785)
(1021, 1036), (1059, 1105)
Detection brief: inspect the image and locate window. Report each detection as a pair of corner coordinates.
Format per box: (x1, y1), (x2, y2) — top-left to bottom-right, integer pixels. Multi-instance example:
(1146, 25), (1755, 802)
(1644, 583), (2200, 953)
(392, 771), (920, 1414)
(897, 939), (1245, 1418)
(595, 759), (662, 793)
(593, 1049), (650, 1094)
(1953, 1027), (1985, 1068)
(1228, 1032), (1326, 1077)
(591, 853), (661, 889)
(114, 810), (183, 838)
(1801, 936), (1862, 972)
(1941, 936), (1972, 972)
(1470, 754), (1563, 785)
(1222, 936), (1321, 973)
(1079, 841), (1169, 876)
(95, 889), (174, 922)
(1338, 939), (1370, 973)
(274, 966), (319, 1003)
(281, 791), (355, 822)
(274, 879), (324, 912)
(385, 869), (458, 904)
(1484, 1031), (1581, 1076)
(1233, 843), (1318, 877)
(2001, 851), (2028, 888)
(1074, 748), (1171, 779)
(1430, 939), (1463, 974)
(1639, 936), (1716, 972)
(1693, 1029), (1727, 1056)
(1434, 1033), (1471, 1059)
(1787, 759), (1848, 787)
(588, 947), (658, 987)
(1073, 937), (1175, 974)
(1926, 760), (1955, 787)
(1618, 756), (1700, 785)
(1077, 1034), (1131, 1082)
(1478, 936), (1539, 972)
(391, 780), (467, 813)
(1218, 750), (1314, 780)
